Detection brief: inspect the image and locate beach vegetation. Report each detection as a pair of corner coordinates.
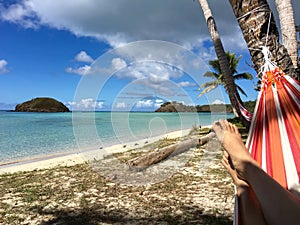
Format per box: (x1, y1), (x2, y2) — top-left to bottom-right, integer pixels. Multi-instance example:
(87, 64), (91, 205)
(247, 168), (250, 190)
(15, 97), (70, 112)
(0, 129), (236, 225)
(158, 136), (179, 148)
(198, 52), (253, 98)
(155, 101), (197, 112)
(189, 125), (211, 136)
(155, 100), (256, 114)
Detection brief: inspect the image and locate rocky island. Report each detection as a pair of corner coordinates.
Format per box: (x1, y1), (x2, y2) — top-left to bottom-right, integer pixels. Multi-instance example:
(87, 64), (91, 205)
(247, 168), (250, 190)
(15, 97), (70, 112)
(155, 101), (256, 113)
(155, 101), (233, 113)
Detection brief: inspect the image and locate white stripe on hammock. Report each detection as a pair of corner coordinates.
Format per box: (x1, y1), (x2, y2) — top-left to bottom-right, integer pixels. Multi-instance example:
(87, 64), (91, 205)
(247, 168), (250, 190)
(261, 92), (267, 172)
(246, 90), (263, 153)
(285, 75), (300, 91)
(272, 84), (299, 189)
(283, 76), (300, 107)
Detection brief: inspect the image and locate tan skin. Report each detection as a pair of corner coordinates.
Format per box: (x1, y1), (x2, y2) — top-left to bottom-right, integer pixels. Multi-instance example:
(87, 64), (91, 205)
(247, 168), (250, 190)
(213, 120), (300, 225)
(222, 151), (267, 225)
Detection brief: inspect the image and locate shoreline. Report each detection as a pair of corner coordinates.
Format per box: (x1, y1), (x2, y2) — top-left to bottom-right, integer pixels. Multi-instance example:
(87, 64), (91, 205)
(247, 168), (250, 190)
(0, 122), (234, 225)
(0, 127), (202, 174)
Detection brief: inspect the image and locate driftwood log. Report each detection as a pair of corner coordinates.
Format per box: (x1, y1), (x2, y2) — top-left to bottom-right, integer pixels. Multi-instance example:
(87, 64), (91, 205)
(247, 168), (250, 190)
(126, 132), (215, 169)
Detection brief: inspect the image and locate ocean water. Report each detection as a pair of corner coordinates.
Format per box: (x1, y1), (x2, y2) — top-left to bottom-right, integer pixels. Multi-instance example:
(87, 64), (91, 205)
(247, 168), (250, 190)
(0, 111), (233, 164)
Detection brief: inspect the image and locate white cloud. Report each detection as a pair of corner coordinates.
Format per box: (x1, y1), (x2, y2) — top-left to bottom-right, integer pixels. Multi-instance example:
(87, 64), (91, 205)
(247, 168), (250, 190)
(65, 65), (91, 75)
(0, 1), (38, 28)
(135, 99), (164, 108)
(0, 59), (9, 74)
(111, 58), (127, 71)
(75, 51), (94, 63)
(112, 61), (184, 96)
(154, 99), (164, 108)
(3, 0), (295, 51)
(67, 98), (104, 110)
(178, 81), (196, 87)
(136, 99), (153, 108)
(3, 0), (297, 56)
(115, 102), (126, 108)
(66, 51), (94, 75)
(212, 99), (225, 105)
(117, 62), (182, 82)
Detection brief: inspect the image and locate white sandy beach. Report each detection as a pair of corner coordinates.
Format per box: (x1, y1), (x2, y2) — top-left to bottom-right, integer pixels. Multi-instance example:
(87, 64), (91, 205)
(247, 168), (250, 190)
(0, 128), (202, 174)
(0, 122), (234, 225)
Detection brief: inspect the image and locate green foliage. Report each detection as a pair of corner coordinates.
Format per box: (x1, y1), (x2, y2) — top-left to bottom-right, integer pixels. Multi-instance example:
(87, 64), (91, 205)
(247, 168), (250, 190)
(242, 100), (256, 112)
(227, 117), (243, 127)
(156, 100), (256, 113)
(189, 125), (211, 136)
(227, 117), (249, 141)
(196, 104), (233, 113)
(160, 102), (172, 107)
(155, 101), (197, 112)
(198, 51), (253, 98)
(15, 97), (70, 112)
(158, 137), (179, 148)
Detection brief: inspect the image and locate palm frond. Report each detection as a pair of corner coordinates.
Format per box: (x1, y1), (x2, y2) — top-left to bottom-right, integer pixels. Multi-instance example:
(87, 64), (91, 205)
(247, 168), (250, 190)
(198, 80), (219, 90)
(208, 60), (221, 74)
(197, 83), (219, 98)
(233, 72), (253, 80)
(203, 71), (219, 79)
(199, 51), (253, 99)
(236, 84), (248, 97)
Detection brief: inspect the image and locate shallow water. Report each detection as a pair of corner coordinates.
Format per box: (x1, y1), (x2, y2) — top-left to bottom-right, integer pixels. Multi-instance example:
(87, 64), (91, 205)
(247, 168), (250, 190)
(0, 111), (233, 163)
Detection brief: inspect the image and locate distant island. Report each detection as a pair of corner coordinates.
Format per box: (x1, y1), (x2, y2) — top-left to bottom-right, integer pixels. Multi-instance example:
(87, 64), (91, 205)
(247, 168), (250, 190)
(155, 101), (256, 113)
(15, 97), (70, 112)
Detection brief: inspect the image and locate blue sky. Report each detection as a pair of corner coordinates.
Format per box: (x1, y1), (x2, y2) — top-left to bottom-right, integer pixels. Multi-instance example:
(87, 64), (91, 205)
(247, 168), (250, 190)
(0, 0), (299, 111)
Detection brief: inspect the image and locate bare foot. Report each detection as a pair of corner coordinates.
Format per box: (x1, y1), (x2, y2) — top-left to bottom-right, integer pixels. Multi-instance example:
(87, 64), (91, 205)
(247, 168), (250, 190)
(222, 151), (247, 186)
(222, 151), (249, 195)
(213, 120), (257, 180)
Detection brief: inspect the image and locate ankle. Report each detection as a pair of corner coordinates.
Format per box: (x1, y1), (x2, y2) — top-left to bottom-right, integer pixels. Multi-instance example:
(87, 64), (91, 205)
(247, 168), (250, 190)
(240, 159), (260, 181)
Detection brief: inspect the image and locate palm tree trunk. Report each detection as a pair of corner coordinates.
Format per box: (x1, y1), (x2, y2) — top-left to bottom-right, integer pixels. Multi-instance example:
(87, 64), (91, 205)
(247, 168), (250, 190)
(197, 0), (249, 127)
(228, 0), (299, 81)
(274, 0), (298, 68)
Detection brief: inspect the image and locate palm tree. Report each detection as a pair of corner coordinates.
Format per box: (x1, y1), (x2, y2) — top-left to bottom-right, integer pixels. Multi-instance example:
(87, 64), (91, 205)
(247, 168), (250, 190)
(274, 0), (298, 68)
(197, 0), (248, 125)
(228, 0), (299, 81)
(198, 52), (253, 98)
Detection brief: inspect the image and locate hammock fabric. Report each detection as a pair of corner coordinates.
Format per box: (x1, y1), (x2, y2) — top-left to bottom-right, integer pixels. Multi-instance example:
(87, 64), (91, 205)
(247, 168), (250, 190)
(235, 47), (300, 225)
(237, 100), (253, 122)
(246, 48), (300, 190)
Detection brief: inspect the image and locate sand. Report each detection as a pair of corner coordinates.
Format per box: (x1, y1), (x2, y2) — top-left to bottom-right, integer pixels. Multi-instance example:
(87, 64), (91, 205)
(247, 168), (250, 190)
(0, 128), (195, 174)
(0, 124), (236, 225)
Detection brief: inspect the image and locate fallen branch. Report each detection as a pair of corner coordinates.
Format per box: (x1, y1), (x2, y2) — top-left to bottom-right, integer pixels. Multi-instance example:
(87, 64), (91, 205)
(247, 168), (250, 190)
(126, 132), (215, 169)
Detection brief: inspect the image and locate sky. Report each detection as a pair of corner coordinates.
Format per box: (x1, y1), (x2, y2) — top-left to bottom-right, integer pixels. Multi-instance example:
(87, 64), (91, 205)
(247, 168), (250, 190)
(0, 0), (299, 111)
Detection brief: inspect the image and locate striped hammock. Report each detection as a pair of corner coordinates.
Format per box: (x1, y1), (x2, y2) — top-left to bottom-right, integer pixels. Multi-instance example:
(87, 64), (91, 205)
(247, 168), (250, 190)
(237, 100), (253, 122)
(234, 47), (300, 225)
(246, 47), (300, 190)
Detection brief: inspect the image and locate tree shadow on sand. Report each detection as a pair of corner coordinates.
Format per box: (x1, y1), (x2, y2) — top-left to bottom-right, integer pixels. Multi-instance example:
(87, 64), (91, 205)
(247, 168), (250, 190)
(37, 204), (232, 225)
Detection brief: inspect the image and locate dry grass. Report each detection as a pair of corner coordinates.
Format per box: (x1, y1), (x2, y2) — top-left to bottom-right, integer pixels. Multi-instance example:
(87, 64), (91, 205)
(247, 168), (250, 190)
(0, 130), (236, 225)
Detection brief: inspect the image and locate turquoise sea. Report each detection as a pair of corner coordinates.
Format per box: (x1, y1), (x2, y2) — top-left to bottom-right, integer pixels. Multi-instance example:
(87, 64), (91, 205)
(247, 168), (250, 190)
(0, 111), (233, 164)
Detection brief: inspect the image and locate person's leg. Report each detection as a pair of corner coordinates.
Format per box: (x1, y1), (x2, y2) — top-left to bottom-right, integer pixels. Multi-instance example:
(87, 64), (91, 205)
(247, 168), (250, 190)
(213, 120), (256, 180)
(222, 151), (267, 225)
(213, 120), (300, 225)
